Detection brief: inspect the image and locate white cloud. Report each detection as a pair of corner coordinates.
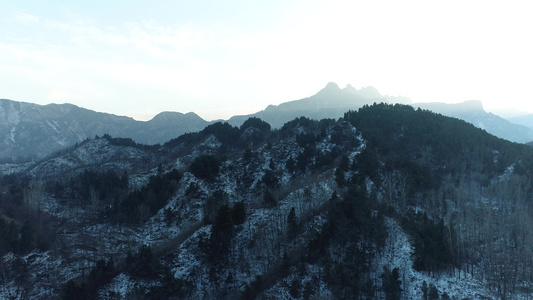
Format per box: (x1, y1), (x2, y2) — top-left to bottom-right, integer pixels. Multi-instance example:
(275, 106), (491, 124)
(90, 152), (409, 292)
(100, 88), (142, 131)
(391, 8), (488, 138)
(14, 12), (40, 23)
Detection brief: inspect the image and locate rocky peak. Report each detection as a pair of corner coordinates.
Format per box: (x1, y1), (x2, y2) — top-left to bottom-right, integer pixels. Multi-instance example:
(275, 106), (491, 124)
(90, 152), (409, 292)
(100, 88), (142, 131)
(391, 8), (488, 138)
(313, 82), (342, 98)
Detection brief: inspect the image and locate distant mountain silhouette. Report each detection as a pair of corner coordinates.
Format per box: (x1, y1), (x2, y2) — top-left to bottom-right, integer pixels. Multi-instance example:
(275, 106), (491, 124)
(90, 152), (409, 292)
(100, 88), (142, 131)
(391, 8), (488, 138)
(227, 82), (411, 128)
(506, 114), (533, 131)
(415, 100), (533, 143)
(133, 111), (209, 144)
(0, 99), (208, 161)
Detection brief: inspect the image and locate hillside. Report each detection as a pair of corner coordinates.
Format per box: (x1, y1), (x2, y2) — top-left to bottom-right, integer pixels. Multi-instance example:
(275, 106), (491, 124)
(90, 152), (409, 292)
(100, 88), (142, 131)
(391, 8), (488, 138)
(0, 99), (209, 162)
(416, 100), (533, 143)
(507, 113), (533, 131)
(1, 104), (533, 299)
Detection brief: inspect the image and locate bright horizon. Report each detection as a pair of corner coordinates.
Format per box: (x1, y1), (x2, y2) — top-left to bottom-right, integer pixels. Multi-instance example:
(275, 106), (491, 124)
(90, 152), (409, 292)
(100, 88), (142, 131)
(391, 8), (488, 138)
(1, 1), (532, 121)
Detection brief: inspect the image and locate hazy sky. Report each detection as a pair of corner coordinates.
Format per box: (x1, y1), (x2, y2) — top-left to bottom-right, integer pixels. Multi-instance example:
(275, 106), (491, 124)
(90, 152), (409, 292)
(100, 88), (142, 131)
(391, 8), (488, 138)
(1, 1), (532, 120)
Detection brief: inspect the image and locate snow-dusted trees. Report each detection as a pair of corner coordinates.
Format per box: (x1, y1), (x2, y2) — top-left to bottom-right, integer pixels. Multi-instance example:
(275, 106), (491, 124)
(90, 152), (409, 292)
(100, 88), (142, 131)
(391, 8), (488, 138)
(450, 174), (533, 298)
(108, 169), (182, 224)
(382, 170), (409, 211)
(23, 181), (44, 216)
(482, 175), (533, 298)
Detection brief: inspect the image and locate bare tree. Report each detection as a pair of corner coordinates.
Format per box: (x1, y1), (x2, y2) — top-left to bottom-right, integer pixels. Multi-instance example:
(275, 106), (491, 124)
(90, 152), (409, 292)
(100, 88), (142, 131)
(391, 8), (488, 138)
(396, 171), (409, 212)
(23, 181), (44, 217)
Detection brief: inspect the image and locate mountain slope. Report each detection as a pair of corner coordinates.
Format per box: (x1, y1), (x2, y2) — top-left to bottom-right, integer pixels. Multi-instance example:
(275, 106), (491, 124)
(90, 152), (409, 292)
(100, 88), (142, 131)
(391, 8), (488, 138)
(507, 113), (533, 131)
(415, 100), (533, 143)
(2, 105), (533, 298)
(0, 99), (209, 161)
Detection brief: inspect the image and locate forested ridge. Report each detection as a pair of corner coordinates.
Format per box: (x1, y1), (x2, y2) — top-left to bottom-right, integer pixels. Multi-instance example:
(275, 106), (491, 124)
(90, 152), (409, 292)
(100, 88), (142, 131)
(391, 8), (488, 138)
(1, 103), (533, 299)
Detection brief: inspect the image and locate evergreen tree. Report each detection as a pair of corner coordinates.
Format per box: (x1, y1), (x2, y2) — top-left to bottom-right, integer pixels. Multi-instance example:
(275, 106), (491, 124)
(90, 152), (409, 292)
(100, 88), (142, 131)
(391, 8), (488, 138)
(287, 207), (297, 239)
(190, 155), (221, 181)
(335, 167), (346, 187)
(289, 277), (302, 298)
(381, 266), (402, 300)
(209, 204), (234, 264)
(18, 220), (34, 253)
(428, 284), (439, 300)
(231, 201), (246, 225)
(302, 281), (315, 300)
(422, 281), (428, 300)
(263, 190), (277, 207)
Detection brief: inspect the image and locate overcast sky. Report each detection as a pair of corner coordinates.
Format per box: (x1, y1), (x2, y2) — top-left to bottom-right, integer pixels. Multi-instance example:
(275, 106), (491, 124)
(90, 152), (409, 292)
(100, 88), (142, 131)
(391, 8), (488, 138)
(1, 1), (532, 120)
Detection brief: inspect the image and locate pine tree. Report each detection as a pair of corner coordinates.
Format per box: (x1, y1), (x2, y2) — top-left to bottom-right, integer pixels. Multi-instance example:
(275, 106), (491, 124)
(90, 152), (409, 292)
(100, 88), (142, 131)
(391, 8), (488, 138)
(428, 284), (439, 300)
(263, 190), (277, 207)
(287, 207), (297, 239)
(381, 266), (402, 300)
(422, 281), (428, 300)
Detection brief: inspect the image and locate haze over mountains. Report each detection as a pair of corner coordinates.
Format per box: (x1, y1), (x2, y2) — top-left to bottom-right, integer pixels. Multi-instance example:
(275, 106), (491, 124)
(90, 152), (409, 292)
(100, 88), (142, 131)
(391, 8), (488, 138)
(414, 100), (533, 144)
(2, 82), (533, 161)
(226, 82), (412, 128)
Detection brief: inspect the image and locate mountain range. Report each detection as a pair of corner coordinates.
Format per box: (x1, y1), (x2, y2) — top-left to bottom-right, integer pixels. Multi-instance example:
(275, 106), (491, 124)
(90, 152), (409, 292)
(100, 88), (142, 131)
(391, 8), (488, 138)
(2, 83), (533, 162)
(0, 100), (208, 161)
(226, 82), (412, 128)
(2, 102), (533, 298)
(415, 100), (533, 143)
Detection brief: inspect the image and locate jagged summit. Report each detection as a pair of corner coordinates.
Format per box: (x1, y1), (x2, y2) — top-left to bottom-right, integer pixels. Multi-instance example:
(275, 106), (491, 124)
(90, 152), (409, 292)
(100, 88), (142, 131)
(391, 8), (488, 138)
(313, 82), (342, 98)
(228, 82), (385, 128)
(324, 81), (340, 90)
(343, 84), (358, 94)
(313, 82), (385, 100)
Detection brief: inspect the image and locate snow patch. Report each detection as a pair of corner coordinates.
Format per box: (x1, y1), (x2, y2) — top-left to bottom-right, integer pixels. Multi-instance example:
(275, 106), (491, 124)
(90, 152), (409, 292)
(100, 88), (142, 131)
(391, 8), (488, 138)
(376, 218), (494, 299)
(9, 127), (16, 142)
(46, 120), (60, 134)
(101, 273), (136, 299)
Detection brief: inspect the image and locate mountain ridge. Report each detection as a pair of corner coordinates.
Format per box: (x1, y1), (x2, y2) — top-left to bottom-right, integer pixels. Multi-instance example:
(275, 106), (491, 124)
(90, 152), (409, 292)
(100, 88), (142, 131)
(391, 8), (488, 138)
(2, 83), (532, 161)
(0, 98), (209, 161)
(227, 82), (412, 128)
(415, 100), (533, 143)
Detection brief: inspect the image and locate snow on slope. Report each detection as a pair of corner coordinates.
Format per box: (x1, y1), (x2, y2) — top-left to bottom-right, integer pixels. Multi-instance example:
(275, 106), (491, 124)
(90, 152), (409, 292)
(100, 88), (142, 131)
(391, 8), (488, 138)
(378, 218), (495, 299)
